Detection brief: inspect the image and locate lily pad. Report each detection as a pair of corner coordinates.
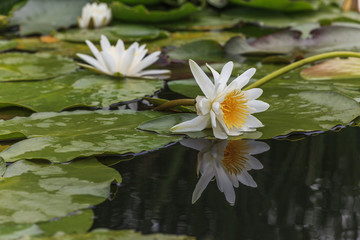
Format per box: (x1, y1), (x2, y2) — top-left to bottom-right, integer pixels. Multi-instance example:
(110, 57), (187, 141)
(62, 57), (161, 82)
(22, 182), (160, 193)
(148, 78), (360, 139)
(0, 71), (163, 112)
(0, 158), (120, 225)
(25, 229), (195, 240)
(301, 57), (360, 80)
(0, 40), (17, 52)
(0, 223), (42, 240)
(9, 0), (89, 35)
(0, 53), (78, 81)
(0, 157), (4, 177)
(0, 110), (181, 163)
(110, 1), (200, 23)
(229, 0), (320, 11)
(55, 25), (169, 43)
(168, 40), (225, 61)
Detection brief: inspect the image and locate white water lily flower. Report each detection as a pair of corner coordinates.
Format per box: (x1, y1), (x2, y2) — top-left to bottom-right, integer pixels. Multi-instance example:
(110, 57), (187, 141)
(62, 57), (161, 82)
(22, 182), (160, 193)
(78, 3), (112, 29)
(77, 35), (170, 78)
(171, 60), (269, 139)
(180, 138), (269, 205)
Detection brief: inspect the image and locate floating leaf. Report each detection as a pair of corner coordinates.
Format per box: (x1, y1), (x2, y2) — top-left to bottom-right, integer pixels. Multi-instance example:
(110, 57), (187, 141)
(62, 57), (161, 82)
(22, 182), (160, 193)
(0, 110), (181, 163)
(168, 40), (225, 61)
(100, 0), (161, 5)
(229, 0), (320, 11)
(9, 0), (89, 35)
(0, 53), (78, 81)
(25, 229), (195, 240)
(0, 40), (17, 52)
(222, 5), (360, 28)
(301, 57), (360, 80)
(0, 158), (120, 226)
(110, 2), (200, 23)
(0, 71), (163, 112)
(0, 157), (4, 177)
(0, 223), (42, 240)
(149, 78), (360, 139)
(55, 25), (169, 43)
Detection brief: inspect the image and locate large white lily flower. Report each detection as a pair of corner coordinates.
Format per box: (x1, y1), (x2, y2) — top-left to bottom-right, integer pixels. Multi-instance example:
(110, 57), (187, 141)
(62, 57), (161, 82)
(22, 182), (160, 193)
(77, 35), (170, 78)
(78, 3), (112, 29)
(180, 138), (269, 205)
(171, 60), (269, 139)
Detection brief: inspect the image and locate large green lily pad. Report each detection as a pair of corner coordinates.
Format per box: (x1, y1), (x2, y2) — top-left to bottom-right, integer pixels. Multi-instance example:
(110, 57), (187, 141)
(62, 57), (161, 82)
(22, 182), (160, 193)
(9, 0), (89, 35)
(110, 1), (200, 22)
(0, 110), (181, 163)
(0, 158), (120, 225)
(55, 25), (169, 43)
(145, 76), (360, 139)
(229, 0), (320, 11)
(0, 71), (163, 112)
(0, 53), (78, 81)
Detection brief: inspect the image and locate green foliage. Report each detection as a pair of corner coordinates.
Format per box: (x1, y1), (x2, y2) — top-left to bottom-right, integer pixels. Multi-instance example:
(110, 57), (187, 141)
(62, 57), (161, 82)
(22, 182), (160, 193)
(0, 40), (16, 52)
(110, 1), (200, 22)
(229, 0), (321, 11)
(9, 0), (89, 35)
(0, 53), (77, 81)
(0, 71), (163, 112)
(168, 40), (224, 61)
(55, 25), (169, 43)
(0, 110), (181, 163)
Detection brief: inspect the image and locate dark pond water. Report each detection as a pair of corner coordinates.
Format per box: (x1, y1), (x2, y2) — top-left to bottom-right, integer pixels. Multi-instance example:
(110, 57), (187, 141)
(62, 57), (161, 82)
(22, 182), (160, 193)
(92, 126), (360, 240)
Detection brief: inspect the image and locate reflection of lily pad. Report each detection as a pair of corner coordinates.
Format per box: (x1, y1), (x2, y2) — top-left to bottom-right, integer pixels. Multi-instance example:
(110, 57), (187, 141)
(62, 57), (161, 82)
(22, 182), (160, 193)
(0, 158), (120, 225)
(0, 110), (181, 163)
(0, 53), (78, 81)
(111, 2), (200, 22)
(148, 79), (360, 139)
(0, 71), (163, 112)
(55, 25), (169, 43)
(9, 0), (88, 35)
(301, 57), (360, 80)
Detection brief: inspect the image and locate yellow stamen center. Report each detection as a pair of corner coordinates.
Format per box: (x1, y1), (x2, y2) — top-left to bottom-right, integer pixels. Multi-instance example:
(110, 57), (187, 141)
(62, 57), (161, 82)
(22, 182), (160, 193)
(222, 140), (249, 175)
(220, 90), (249, 129)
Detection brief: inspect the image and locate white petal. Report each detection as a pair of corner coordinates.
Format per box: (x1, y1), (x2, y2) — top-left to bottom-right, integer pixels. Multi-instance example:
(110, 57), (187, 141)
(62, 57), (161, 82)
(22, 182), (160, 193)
(100, 51), (117, 74)
(246, 140), (270, 155)
(214, 165), (236, 204)
(244, 88), (263, 100)
(180, 138), (211, 151)
(247, 100), (270, 113)
(77, 53), (109, 74)
(246, 155), (264, 170)
(210, 110), (217, 128)
(206, 63), (220, 83)
(212, 120), (228, 139)
(238, 171), (257, 188)
(138, 69), (170, 76)
(192, 167), (215, 204)
(85, 40), (101, 59)
(218, 61), (233, 86)
(244, 115), (264, 129)
(100, 35), (111, 51)
(120, 47), (136, 75)
(130, 51), (160, 74)
(224, 68), (256, 94)
(115, 39), (125, 53)
(196, 96), (211, 116)
(171, 115), (210, 132)
(189, 59), (214, 99)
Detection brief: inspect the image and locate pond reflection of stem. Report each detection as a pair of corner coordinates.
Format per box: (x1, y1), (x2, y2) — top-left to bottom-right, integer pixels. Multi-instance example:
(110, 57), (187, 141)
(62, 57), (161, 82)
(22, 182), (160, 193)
(244, 51), (360, 90)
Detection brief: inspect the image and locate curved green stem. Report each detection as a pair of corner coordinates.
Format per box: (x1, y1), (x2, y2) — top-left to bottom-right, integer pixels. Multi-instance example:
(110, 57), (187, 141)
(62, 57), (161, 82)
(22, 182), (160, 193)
(153, 99), (195, 111)
(244, 51), (360, 90)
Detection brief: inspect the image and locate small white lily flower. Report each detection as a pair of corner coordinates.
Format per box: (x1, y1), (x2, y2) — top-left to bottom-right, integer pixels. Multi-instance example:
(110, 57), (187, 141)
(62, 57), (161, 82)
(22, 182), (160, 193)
(77, 35), (170, 78)
(171, 60), (269, 139)
(78, 2), (112, 29)
(181, 138), (269, 205)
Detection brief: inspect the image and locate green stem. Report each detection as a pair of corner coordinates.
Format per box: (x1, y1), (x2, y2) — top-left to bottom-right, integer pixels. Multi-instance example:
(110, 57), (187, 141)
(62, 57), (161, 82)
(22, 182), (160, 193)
(244, 51), (360, 90)
(153, 99), (195, 111)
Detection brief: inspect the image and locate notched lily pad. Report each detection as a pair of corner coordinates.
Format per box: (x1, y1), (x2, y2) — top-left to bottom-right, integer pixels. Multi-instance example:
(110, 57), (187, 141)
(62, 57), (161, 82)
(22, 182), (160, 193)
(0, 52), (78, 81)
(0, 71), (163, 112)
(0, 110), (181, 163)
(301, 57), (360, 80)
(0, 158), (120, 226)
(55, 25), (169, 43)
(110, 1), (200, 22)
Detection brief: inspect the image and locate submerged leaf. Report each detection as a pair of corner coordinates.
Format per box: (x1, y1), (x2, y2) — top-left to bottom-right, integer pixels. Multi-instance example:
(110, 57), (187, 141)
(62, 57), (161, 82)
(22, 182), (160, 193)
(0, 53), (78, 81)
(0, 110), (181, 163)
(0, 71), (163, 112)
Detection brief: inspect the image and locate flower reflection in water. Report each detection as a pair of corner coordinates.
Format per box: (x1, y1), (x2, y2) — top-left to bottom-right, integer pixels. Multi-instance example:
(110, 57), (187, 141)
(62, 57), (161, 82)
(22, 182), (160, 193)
(181, 138), (269, 205)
